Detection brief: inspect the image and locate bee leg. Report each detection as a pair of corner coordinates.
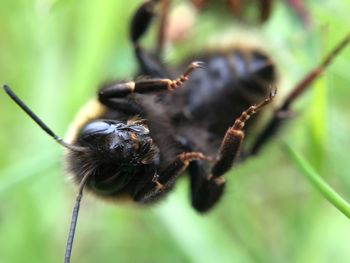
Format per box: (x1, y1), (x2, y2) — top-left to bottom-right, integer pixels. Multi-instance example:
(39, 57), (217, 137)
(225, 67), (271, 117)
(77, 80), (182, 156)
(98, 62), (204, 102)
(187, 90), (277, 212)
(249, 32), (350, 156)
(130, 0), (169, 77)
(132, 152), (212, 203)
(171, 136), (223, 212)
(259, 0), (273, 23)
(213, 88), (276, 175)
(188, 160), (226, 212)
(156, 0), (170, 56)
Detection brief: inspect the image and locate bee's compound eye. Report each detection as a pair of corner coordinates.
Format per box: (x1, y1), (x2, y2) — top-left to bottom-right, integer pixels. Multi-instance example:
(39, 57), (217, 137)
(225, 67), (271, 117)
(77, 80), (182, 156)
(80, 121), (115, 137)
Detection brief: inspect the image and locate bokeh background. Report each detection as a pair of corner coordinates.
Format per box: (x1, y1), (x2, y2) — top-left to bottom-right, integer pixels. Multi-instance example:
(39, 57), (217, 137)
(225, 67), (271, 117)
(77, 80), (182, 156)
(1, 0), (350, 262)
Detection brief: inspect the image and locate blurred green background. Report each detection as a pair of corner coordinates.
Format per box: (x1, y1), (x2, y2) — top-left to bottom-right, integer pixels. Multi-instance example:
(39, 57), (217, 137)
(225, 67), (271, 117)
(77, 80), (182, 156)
(1, 0), (350, 262)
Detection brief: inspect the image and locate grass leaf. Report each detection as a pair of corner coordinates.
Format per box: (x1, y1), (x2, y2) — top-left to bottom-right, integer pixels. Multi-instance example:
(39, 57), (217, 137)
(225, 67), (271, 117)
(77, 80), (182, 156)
(283, 142), (350, 219)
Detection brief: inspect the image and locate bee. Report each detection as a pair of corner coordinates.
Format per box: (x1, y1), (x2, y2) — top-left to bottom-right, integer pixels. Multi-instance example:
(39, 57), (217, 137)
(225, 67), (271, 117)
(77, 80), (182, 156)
(3, 0), (350, 262)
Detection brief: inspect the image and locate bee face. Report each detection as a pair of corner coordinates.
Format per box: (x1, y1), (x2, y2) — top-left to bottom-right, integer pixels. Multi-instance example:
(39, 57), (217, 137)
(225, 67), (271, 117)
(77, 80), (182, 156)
(66, 118), (160, 196)
(78, 120), (150, 154)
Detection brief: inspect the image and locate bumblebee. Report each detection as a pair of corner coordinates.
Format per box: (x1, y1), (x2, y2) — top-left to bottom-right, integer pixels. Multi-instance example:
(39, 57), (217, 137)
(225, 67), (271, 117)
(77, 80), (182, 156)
(3, 0), (350, 262)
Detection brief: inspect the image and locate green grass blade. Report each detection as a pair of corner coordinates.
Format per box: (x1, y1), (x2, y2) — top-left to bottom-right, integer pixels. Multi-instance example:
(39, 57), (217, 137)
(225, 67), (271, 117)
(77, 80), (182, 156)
(283, 143), (350, 219)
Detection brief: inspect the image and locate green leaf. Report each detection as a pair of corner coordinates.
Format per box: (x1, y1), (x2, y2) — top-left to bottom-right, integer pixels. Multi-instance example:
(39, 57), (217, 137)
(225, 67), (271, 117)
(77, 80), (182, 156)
(283, 143), (350, 219)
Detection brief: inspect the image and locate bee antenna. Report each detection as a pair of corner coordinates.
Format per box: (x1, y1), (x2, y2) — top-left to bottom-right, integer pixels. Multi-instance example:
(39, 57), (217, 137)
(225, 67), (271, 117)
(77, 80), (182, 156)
(3, 85), (86, 152)
(3, 85), (91, 261)
(64, 172), (91, 263)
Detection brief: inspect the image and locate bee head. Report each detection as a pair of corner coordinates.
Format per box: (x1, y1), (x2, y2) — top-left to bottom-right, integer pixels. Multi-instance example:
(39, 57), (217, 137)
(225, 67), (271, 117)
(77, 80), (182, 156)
(66, 120), (159, 195)
(79, 120), (159, 165)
